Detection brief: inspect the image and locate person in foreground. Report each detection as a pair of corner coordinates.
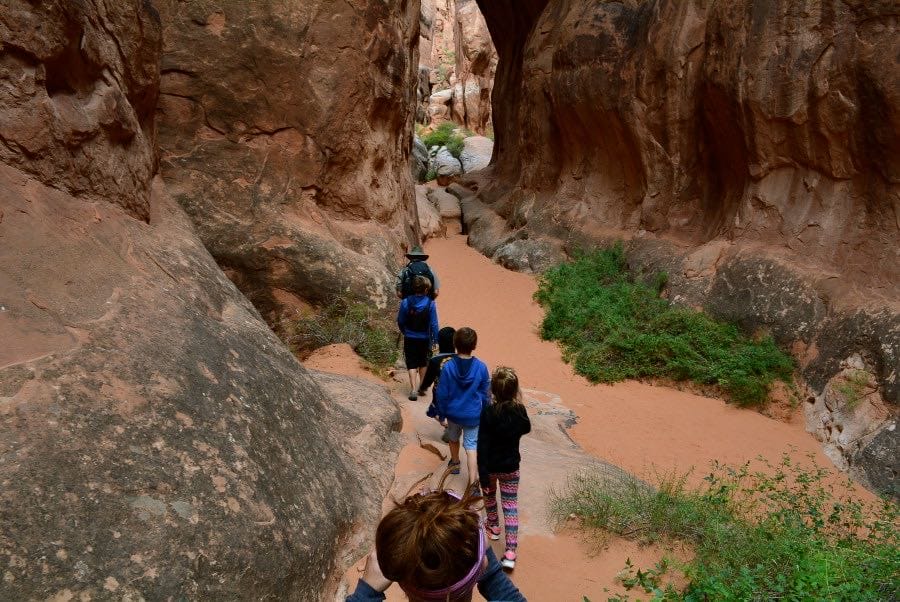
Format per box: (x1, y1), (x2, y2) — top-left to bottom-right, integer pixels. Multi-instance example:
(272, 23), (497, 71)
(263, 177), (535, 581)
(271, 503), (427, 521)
(345, 475), (527, 602)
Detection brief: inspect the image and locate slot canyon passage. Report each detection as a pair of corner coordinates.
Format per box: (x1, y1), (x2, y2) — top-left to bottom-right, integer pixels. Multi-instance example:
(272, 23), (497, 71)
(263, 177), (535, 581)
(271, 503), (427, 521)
(0, 1), (897, 601)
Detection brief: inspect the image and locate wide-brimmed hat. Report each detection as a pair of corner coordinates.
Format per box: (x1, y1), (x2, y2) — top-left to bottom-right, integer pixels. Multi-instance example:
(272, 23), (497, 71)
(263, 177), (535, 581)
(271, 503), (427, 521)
(406, 246), (429, 260)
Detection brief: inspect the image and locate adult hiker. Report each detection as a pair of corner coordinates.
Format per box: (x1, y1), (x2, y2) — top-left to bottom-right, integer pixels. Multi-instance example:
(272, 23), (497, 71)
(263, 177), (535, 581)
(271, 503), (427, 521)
(396, 246), (439, 300)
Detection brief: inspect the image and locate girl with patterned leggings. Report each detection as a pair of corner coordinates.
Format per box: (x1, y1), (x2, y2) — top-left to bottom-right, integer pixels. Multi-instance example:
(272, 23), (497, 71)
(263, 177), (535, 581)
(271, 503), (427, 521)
(477, 366), (531, 570)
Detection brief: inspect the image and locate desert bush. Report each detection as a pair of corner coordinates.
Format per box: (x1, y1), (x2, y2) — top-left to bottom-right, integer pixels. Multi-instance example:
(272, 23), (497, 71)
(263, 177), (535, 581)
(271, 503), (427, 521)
(445, 134), (465, 159)
(553, 456), (899, 601)
(422, 122), (466, 159)
(534, 244), (794, 405)
(280, 297), (397, 372)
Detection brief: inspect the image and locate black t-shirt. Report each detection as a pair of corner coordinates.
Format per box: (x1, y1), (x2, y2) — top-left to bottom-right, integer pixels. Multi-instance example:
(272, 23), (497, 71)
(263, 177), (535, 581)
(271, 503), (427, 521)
(477, 402), (531, 482)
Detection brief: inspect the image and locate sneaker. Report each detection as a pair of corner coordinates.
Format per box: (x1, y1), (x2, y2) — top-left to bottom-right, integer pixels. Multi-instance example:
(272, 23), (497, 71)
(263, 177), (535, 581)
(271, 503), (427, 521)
(486, 526), (501, 541)
(501, 550), (516, 570)
(408, 391), (418, 401)
(448, 460), (461, 475)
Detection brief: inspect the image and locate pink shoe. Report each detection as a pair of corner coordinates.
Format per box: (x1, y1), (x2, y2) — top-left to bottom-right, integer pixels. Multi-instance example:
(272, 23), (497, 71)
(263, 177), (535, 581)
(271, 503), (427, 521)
(501, 550), (516, 570)
(486, 526), (501, 541)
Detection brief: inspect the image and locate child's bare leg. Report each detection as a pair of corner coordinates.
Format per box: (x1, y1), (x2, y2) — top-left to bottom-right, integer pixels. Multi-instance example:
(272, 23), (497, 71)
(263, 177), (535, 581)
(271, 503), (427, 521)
(407, 368), (418, 393)
(465, 449), (478, 485)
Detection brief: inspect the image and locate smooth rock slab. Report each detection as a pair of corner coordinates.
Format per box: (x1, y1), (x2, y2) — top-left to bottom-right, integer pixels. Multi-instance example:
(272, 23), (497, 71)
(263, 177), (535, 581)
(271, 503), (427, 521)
(0, 168), (400, 599)
(433, 147), (463, 178)
(427, 187), (462, 219)
(459, 136), (493, 172)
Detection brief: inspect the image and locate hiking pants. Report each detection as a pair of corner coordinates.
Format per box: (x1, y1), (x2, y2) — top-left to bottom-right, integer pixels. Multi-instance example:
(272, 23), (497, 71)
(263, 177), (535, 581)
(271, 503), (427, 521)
(483, 469), (520, 552)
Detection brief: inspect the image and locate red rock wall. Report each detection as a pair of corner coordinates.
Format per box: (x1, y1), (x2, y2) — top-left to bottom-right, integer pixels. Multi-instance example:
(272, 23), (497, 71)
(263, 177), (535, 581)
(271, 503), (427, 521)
(470, 0), (899, 496)
(0, 0), (161, 221)
(476, 0), (898, 289)
(451, 0), (497, 134)
(419, 0), (497, 133)
(154, 1), (421, 316)
(0, 2), (403, 597)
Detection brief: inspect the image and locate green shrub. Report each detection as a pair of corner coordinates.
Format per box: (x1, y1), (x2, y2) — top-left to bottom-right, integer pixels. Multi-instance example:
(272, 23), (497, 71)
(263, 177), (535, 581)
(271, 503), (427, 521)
(552, 456), (900, 601)
(422, 122), (466, 159)
(445, 134), (465, 159)
(280, 297), (398, 372)
(424, 167), (438, 182)
(421, 122), (457, 148)
(534, 244), (794, 405)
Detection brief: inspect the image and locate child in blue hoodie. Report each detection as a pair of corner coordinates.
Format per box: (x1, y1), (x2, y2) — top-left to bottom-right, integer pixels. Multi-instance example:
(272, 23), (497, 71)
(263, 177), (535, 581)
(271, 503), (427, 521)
(434, 327), (490, 483)
(397, 275), (439, 401)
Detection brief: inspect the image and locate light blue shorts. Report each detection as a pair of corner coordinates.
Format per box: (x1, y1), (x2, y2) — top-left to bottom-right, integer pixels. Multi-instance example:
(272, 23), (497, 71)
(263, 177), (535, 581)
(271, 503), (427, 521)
(446, 422), (479, 451)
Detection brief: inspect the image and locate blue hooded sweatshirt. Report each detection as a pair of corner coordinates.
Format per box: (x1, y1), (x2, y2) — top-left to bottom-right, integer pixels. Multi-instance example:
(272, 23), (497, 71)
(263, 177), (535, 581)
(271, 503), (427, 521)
(397, 294), (438, 344)
(434, 356), (490, 427)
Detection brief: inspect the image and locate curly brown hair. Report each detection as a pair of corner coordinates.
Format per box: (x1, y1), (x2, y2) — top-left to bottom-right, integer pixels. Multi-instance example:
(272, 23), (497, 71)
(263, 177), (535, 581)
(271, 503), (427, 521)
(375, 472), (483, 600)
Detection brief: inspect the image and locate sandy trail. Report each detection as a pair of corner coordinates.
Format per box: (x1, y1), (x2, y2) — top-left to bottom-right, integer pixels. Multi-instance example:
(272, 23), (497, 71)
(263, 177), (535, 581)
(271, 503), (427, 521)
(326, 233), (871, 601)
(426, 234), (846, 482)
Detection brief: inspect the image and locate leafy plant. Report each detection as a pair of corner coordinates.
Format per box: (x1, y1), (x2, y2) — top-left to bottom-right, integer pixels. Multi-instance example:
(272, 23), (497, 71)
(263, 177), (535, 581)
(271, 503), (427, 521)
(445, 134), (465, 159)
(279, 296), (398, 372)
(552, 455), (900, 601)
(534, 244), (795, 405)
(424, 167), (438, 182)
(421, 122), (468, 158)
(608, 558), (681, 601)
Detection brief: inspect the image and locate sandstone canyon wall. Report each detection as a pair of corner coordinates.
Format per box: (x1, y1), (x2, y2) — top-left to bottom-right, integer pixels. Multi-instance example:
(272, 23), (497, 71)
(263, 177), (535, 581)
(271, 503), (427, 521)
(0, 1), (402, 598)
(154, 1), (421, 319)
(470, 0), (898, 496)
(420, 0), (496, 134)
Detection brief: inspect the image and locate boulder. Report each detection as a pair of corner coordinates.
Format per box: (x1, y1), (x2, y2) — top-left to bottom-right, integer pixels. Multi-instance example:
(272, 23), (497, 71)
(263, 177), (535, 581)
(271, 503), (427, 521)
(0, 167), (402, 599)
(445, 182), (478, 201)
(494, 238), (564, 274)
(154, 1), (421, 319)
(433, 147), (463, 178)
(427, 88), (454, 122)
(416, 185), (444, 239)
(459, 136), (493, 172)
(427, 187), (462, 219)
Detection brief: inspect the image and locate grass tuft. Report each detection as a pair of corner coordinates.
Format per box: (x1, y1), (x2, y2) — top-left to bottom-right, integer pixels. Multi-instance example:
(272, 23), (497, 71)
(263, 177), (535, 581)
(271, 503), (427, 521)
(552, 456), (900, 601)
(534, 244), (795, 405)
(280, 297), (398, 373)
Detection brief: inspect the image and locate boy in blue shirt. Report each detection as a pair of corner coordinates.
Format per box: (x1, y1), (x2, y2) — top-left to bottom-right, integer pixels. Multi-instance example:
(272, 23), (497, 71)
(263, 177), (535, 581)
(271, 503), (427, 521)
(434, 327), (490, 483)
(397, 276), (439, 400)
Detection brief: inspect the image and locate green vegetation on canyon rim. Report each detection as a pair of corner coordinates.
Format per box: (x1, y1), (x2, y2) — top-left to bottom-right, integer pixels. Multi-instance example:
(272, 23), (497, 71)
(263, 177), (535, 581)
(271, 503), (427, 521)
(535, 245), (795, 405)
(554, 456), (900, 601)
(280, 297), (398, 372)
